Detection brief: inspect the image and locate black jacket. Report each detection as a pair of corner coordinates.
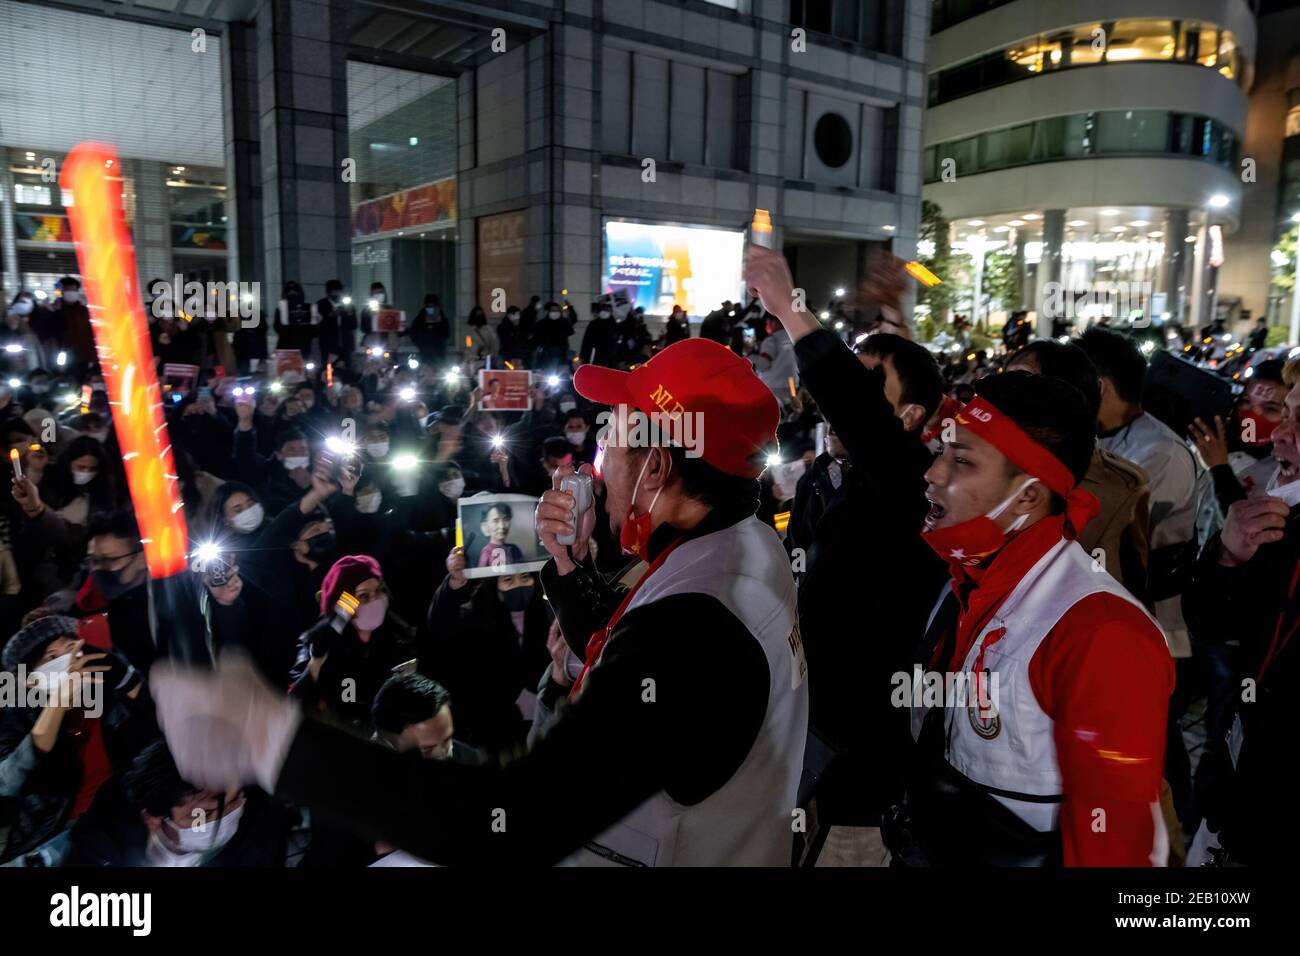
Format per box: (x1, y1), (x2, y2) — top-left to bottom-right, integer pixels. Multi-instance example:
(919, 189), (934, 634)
(579, 317), (619, 368)
(423, 576), (551, 749)
(791, 329), (947, 816)
(288, 615), (420, 731)
(1183, 506), (1300, 864)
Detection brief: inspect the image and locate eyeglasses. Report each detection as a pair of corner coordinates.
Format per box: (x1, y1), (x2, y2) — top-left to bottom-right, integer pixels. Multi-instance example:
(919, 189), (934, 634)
(88, 549), (141, 572)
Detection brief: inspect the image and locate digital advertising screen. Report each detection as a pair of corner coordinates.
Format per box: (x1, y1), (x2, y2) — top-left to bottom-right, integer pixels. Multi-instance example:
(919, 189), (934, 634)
(602, 220), (745, 317)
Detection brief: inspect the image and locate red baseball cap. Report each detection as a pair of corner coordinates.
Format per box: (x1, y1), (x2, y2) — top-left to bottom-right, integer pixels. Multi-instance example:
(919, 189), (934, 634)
(573, 338), (778, 478)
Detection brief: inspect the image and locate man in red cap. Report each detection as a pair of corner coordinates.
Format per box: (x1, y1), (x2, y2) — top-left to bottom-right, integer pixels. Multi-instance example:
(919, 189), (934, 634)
(894, 371), (1174, 866)
(149, 338), (809, 867)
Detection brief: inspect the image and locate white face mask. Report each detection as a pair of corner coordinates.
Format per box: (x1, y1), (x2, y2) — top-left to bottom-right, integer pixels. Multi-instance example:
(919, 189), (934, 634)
(32, 652), (74, 677)
(72, 469), (98, 486)
(365, 441), (390, 459)
(282, 456), (310, 471)
(62, 290), (85, 305)
(230, 503), (264, 533)
(1265, 467), (1300, 507)
(597, 310), (611, 319)
(170, 801), (244, 854)
(439, 477), (465, 499)
(990, 478), (1037, 531)
(12, 299), (33, 317)
(565, 429), (587, 446)
(559, 399), (576, 413)
(356, 492), (382, 514)
(87, 431), (109, 444)
(547, 311), (561, 319)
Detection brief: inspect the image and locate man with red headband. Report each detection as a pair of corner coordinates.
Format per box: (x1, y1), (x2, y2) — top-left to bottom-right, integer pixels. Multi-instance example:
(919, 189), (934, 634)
(149, 338), (809, 867)
(891, 372), (1174, 866)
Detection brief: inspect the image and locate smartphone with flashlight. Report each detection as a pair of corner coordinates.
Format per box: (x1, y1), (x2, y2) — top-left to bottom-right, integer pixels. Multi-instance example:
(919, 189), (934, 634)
(191, 547), (234, 586)
(317, 450), (344, 484)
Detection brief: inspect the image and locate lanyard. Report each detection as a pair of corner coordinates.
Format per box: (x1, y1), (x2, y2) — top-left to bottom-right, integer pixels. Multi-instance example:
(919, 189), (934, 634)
(568, 537), (686, 700)
(1259, 558), (1300, 684)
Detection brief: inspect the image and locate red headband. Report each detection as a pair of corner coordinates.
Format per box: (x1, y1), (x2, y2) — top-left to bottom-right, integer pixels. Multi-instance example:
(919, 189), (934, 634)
(956, 397), (1076, 497)
(955, 396), (1100, 536)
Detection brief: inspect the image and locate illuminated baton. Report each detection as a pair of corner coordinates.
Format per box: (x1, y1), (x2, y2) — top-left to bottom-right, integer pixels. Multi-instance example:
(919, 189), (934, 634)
(905, 261), (942, 288)
(61, 143), (189, 578)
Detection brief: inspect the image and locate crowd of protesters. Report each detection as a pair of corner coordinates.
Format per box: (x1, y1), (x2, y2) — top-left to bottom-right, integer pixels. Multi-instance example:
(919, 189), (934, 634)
(0, 256), (1292, 868)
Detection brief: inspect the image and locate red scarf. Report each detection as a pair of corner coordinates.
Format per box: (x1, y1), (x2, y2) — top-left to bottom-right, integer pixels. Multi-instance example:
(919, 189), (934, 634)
(931, 515), (1070, 675)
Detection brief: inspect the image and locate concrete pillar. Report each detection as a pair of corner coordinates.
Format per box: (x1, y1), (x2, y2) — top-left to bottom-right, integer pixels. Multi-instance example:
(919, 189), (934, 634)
(1189, 223), (1210, 329)
(1161, 207), (1188, 325)
(1034, 208), (1065, 337)
(222, 20), (263, 297)
(132, 160), (174, 291)
(256, 0), (351, 300)
(1013, 228), (1028, 312)
(0, 157), (18, 300)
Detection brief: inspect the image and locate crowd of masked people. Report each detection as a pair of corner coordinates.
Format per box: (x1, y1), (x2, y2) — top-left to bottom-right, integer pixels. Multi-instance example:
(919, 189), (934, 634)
(0, 275), (799, 868)
(2, 259), (1293, 868)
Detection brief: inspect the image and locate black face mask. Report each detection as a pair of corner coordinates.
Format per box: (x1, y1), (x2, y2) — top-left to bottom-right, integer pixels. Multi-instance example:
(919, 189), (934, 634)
(501, 585), (533, 612)
(303, 532), (336, 562)
(93, 567), (138, 602)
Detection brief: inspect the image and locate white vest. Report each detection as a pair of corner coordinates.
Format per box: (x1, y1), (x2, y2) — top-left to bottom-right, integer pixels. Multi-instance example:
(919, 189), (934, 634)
(915, 538), (1163, 832)
(563, 516), (808, 866)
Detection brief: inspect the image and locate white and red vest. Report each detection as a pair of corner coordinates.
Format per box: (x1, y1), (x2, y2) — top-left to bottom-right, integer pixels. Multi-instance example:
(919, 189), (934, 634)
(914, 538), (1165, 834)
(563, 516), (808, 866)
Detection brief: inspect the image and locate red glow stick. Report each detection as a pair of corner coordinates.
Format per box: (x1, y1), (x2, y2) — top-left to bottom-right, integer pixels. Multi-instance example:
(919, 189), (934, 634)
(61, 143), (189, 578)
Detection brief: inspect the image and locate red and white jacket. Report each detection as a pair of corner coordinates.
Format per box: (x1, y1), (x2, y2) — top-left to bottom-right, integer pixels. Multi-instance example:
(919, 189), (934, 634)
(918, 516), (1176, 866)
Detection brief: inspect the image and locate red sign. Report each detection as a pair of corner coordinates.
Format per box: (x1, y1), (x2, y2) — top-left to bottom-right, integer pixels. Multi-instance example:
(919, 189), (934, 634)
(478, 369), (532, 411)
(351, 178), (457, 239)
(275, 349), (306, 376)
(375, 309), (404, 333)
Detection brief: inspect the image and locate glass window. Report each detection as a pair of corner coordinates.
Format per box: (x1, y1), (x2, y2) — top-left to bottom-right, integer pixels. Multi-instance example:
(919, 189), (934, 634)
(167, 165), (227, 255)
(0, 4), (229, 297)
(1105, 20), (1176, 63)
(1031, 114), (1091, 161)
(933, 110), (1235, 178)
(980, 123), (1033, 169)
(1217, 32), (1238, 80)
(1095, 110), (1169, 154)
(347, 62), (458, 323)
(929, 19), (1242, 106)
(1188, 24), (1219, 67)
(1000, 40), (1047, 80)
(1064, 23), (1107, 67)
(948, 136), (979, 178)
